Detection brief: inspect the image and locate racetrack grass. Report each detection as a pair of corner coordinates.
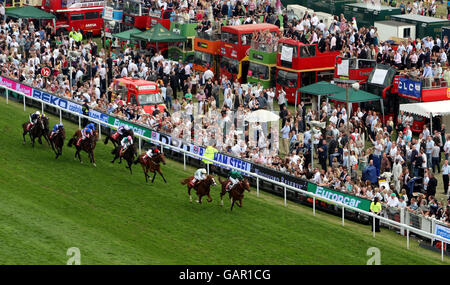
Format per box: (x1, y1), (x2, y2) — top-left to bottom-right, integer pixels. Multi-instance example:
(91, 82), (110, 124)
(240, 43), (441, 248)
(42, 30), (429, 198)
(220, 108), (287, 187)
(0, 96), (448, 265)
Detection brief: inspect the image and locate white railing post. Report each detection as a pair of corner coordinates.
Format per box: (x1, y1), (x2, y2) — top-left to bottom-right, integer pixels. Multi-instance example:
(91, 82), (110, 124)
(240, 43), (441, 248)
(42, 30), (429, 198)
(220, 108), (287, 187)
(373, 216), (376, 238)
(161, 145), (164, 154)
(207, 163), (210, 174)
(313, 196), (316, 216)
(23, 95), (25, 111)
(407, 229), (410, 249)
(342, 205), (345, 226)
(442, 241), (445, 262)
(431, 219), (436, 246)
(59, 109), (62, 124)
(400, 207), (405, 236)
(98, 122), (101, 139)
(78, 116), (81, 129)
(42, 101), (44, 114)
(138, 137), (142, 154)
(256, 177), (259, 197)
(284, 187), (286, 207)
(6, 89), (8, 104)
(183, 152), (186, 171)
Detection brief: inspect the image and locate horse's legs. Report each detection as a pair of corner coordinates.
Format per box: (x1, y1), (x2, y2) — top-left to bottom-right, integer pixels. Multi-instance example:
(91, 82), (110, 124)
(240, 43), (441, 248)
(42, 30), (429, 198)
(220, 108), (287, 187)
(111, 153), (118, 163)
(91, 151), (96, 167)
(157, 169), (167, 183)
(22, 130), (27, 144)
(188, 187), (193, 203)
(207, 192), (213, 203)
(230, 197), (235, 211)
(238, 199), (243, 208)
(151, 171), (157, 183)
(127, 160), (133, 174)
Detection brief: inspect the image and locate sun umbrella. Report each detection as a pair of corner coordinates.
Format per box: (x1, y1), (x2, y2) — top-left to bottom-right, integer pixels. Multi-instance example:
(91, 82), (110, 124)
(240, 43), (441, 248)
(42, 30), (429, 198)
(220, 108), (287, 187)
(244, 109), (280, 123)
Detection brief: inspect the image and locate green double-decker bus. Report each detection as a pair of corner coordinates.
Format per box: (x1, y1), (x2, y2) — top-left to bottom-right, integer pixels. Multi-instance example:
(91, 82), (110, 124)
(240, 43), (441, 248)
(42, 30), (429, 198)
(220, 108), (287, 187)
(247, 40), (278, 89)
(168, 16), (198, 63)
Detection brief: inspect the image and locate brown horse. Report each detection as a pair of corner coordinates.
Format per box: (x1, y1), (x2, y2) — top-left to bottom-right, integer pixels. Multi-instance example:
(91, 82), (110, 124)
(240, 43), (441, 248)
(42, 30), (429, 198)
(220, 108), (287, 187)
(22, 115), (50, 147)
(218, 177), (250, 211)
(49, 126), (66, 159)
(111, 143), (137, 174)
(181, 175), (217, 203)
(134, 152), (167, 183)
(67, 129), (99, 167)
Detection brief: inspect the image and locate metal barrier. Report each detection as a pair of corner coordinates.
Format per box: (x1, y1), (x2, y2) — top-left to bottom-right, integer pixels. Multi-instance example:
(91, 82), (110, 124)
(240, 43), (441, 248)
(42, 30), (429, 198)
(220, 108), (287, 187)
(2, 85), (450, 262)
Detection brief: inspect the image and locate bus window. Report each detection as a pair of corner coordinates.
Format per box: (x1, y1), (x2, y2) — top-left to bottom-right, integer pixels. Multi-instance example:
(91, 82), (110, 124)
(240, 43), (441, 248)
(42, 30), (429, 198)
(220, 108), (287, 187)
(277, 70), (297, 88)
(249, 62), (269, 80)
(185, 38), (193, 52)
(301, 71), (315, 87)
(357, 59), (376, 69)
(278, 43), (298, 57)
(317, 70), (334, 82)
(240, 33), (252, 46)
(194, 51), (213, 67)
(70, 14), (84, 21)
(85, 12), (99, 19)
(57, 13), (68, 22)
(221, 57), (239, 74)
(221, 32), (239, 45)
(300, 45), (316, 57)
(349, 58), (357, 69)
(130, 95), (138, 105)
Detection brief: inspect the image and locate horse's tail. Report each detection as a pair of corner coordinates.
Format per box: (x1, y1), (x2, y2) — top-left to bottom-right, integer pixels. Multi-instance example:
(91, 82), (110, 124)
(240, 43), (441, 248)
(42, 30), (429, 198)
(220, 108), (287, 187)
(134, 154), (142, 165)
(180, 177), (191, 185)
(67, 138), (75, 147)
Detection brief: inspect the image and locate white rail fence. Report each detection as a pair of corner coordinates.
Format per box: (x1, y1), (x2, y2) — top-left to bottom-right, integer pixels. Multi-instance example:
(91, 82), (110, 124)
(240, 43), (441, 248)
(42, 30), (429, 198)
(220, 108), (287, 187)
(2, 86), (450, 262)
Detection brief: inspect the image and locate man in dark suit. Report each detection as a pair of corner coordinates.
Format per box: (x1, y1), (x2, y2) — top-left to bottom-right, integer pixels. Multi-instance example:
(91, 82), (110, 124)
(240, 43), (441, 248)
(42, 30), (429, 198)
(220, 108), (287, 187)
(318, 139), (328, 170)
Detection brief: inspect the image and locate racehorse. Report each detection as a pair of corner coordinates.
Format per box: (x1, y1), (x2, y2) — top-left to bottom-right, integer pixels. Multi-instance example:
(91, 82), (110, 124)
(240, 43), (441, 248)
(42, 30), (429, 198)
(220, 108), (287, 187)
(67, 129), (99, 167)
(181, 175), (217, 203)
(218, 177), (250, 211)
(22, 116), (50, 147)
(49, 126), (66, 159)
(111, 143), (137, 174)
(104, 129), (134, 148)
(134, 152), (167, 183)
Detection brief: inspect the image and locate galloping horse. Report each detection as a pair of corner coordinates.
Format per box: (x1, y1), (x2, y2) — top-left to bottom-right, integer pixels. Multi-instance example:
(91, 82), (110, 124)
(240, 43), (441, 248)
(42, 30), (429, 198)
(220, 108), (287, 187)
(49, 126), (66, 159)
(218, 177), (250, 211)
(111, 143), (137, 174)
(104, 129), (134, 148)
(134, 152), (167, 183)
(181, 175), (217, 203)
(67, 129), (99, 167)
(22, 116), (50, 147)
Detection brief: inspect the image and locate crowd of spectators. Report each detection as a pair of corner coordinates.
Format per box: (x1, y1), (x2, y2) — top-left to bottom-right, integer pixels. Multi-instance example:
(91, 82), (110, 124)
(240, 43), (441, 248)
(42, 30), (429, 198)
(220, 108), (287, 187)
(1, 0), (450, 227)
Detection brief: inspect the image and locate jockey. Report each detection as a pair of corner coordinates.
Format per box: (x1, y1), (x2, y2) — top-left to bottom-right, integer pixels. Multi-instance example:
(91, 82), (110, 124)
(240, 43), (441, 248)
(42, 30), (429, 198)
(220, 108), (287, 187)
(28, 111), (40, 129)
(227, 169), (244, 192)
(50, 123), (64, 139)
(144, 147), (160, 162)
(119, 136), (133, 156)
(190, 168), (207, 188)
(78, 123), (95, 146)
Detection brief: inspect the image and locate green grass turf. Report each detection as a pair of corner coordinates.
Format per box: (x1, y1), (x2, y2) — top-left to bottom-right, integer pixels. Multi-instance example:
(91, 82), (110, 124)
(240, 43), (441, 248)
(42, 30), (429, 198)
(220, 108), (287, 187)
(0, 96), (448, 265)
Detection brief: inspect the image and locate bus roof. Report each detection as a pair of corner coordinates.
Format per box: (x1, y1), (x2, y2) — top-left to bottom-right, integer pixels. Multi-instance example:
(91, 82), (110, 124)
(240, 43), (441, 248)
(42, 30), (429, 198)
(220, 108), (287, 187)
(221, 24), (279, 33)
(115, 77), (158, 87)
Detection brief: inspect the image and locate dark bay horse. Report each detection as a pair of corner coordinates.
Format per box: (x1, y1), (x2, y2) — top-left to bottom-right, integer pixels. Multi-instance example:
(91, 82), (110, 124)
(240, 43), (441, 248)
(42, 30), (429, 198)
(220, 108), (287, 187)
(181, 175), (217, 203)
(22, 116), (50, 147)
(218, 177), (250, 211)
(111, 143), (137, 174)
(67, 129), (98, 167)
(134, 152), (167, 183)
(104, 129), (134, 148)
(49, 126), (66, 159)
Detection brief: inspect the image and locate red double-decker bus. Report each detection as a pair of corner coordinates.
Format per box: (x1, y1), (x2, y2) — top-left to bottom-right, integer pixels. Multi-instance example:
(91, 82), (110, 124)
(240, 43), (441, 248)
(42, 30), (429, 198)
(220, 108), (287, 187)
(219, 23), (279, 83)
(333, 56), (376, 84)
(42, 0), (104, 36)
(122, 0), (171, 30)
(193, 30), (221, 78)
(275, 38), (340, 105)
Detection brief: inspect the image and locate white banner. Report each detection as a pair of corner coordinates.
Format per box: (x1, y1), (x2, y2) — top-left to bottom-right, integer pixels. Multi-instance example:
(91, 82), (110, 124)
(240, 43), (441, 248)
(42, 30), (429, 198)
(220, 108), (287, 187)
(281, 46), (293, 62)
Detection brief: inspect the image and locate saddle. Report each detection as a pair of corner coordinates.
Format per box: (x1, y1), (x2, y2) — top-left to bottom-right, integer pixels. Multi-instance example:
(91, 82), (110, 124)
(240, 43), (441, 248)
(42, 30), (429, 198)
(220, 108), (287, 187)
(112, 132), (120, 140)
(27, 123), (34, 131)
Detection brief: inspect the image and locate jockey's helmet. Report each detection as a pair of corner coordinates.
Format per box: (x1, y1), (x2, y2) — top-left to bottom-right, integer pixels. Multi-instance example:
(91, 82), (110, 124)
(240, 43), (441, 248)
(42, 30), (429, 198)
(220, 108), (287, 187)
(35, 111), (40, 115)
(127, 136), (132, 141)
(124, 125), (130, 130)
(201, 169), (207, 174)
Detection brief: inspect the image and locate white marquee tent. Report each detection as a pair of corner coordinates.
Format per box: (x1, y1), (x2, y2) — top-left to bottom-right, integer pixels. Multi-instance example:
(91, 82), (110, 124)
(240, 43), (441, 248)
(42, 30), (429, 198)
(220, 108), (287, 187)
(399, 100), (450, 132)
